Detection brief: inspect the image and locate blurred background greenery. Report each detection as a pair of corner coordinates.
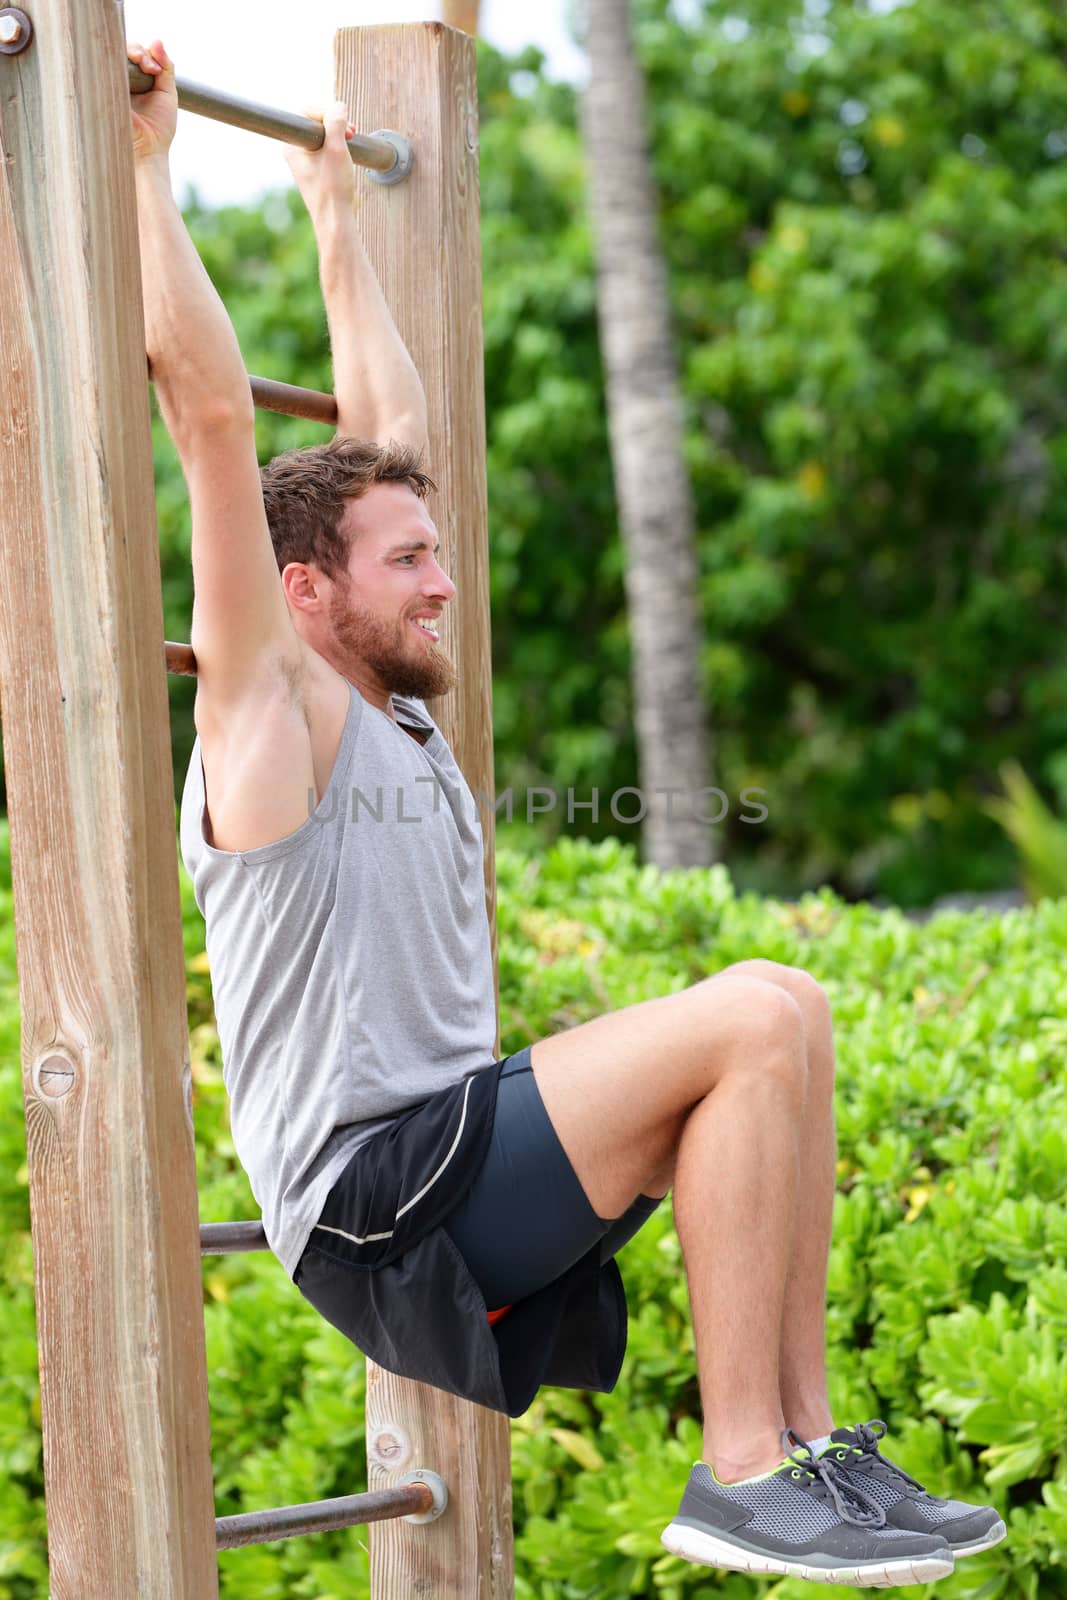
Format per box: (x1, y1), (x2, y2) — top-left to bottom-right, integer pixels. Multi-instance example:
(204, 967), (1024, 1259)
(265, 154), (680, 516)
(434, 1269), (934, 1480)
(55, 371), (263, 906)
(8, 0), (1067, 912)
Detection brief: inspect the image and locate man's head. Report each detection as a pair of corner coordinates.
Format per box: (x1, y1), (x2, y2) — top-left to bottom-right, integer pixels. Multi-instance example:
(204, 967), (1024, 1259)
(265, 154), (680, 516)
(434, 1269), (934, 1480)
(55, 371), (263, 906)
(261, 436), (458, 706)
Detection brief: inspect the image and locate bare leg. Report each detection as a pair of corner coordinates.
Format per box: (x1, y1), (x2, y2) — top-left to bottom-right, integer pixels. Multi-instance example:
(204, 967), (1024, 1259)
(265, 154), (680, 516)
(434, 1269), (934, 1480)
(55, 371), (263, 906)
(641, 962), (838, 1458)
(528, 971), (821, 1485)
(673, 1026), (808, 1482)
(733, 964), (837, 1446)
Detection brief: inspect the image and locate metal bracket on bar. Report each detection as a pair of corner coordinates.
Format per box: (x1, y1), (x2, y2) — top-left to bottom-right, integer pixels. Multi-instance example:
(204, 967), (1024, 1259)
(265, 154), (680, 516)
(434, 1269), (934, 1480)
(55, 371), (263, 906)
(397, 1470), (449, 1525)
(367, 130), (414, 186)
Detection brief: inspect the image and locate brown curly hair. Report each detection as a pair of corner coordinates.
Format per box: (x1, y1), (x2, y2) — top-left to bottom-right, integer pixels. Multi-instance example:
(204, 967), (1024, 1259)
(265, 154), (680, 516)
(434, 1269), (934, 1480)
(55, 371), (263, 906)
(259, 435), (436, 584)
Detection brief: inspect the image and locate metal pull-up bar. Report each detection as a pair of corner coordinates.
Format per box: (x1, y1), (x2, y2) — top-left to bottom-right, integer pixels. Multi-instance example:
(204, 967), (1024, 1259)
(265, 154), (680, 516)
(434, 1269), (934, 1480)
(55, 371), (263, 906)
(127, 59), (413, 185)
(248, 374), (337, 425)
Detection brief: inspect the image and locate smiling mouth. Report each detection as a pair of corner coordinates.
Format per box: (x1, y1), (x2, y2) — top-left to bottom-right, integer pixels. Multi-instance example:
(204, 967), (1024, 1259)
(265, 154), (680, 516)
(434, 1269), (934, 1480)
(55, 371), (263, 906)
(409, 617), (440, 641)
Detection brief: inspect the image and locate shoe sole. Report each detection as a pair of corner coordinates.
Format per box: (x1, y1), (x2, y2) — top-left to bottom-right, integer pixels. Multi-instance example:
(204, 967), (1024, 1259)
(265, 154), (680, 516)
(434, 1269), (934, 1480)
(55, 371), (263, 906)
(661, 1519), (954, 1586)
(951, 1518), (1007, 1558)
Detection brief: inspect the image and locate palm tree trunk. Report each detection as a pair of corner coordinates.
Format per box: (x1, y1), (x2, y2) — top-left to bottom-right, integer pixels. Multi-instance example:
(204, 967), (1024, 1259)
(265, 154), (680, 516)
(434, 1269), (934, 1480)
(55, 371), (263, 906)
(583, 0), (714, 869)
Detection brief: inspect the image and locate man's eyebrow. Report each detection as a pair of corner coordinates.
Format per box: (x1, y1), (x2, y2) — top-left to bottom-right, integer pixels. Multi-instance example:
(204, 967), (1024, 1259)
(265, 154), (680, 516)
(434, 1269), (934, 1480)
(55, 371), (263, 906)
(383, 538), (441, 556)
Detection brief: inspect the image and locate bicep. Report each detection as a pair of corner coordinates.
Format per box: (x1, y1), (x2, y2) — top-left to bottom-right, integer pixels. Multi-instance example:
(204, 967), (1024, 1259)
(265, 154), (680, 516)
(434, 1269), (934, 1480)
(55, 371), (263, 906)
(180, 413), (302, 698)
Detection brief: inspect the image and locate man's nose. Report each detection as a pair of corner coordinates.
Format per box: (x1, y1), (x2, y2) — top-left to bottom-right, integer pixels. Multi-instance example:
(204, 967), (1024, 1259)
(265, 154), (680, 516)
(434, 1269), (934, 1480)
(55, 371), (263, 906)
(428, 558), (456, 600)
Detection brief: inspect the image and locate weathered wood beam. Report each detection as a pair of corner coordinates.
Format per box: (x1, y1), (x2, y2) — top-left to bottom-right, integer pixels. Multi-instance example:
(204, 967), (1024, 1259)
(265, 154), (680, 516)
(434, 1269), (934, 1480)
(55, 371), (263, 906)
(442, 1), (481, 35)
(0, 0), (218, 1593)
(337, 22), (512, 1598)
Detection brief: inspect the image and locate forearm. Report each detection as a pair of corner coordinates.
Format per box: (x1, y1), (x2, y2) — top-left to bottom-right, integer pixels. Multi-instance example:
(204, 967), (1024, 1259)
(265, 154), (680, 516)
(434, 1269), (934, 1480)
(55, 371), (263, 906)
(135, 157), (253, 440)
(314, 201), (429, 453)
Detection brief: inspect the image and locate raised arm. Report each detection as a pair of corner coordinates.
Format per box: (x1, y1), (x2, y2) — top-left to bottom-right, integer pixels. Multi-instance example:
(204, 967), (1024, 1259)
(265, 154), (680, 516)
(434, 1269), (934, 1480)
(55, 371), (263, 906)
(131, 43), (252, 439)
(130, 39), (298, 695)
(285, 103), (430, 457)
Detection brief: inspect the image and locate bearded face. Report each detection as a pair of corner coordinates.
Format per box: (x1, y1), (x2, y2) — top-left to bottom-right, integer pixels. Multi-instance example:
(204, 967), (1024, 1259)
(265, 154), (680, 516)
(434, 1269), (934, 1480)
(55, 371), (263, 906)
(328, 573), (458, 701)
(284, 482), (460, 708)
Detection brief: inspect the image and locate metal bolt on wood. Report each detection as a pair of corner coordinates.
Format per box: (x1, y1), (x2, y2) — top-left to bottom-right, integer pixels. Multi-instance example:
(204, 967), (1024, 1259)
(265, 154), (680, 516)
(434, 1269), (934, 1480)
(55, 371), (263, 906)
(0, 8), (31, 50)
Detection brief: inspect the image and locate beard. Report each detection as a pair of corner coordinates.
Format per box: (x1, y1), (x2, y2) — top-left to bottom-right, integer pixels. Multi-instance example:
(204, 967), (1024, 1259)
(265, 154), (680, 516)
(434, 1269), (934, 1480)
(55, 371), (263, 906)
(328, 583), (458, 701)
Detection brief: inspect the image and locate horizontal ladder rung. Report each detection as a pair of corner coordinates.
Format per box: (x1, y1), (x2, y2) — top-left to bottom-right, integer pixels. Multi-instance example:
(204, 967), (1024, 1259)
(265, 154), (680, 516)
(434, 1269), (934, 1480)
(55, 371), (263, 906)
(166, 641), (196, 676)
(146, 357), (337, 425)
(127, 61), (411, 181)
(216, 1483), (433, 1550)
(200, 1220), (267, 1254)
(249, 374), (337, 424)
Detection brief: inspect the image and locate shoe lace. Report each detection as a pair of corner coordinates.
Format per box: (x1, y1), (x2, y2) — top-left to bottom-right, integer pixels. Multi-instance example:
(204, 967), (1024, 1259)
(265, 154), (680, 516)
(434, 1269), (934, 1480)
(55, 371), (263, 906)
(781, 1429), (887, 1529)
(835, 1420), (929, 1495)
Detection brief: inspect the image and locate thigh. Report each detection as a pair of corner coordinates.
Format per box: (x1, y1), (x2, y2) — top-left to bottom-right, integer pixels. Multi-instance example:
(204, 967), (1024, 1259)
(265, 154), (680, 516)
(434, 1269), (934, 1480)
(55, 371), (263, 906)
(529, 971), (806, 1220)
(441, 1050), (662, 1310)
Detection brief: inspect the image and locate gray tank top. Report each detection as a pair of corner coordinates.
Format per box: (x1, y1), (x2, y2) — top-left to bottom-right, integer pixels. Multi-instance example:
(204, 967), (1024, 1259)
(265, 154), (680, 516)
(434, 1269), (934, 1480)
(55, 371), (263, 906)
(178, 683), (498, 1281)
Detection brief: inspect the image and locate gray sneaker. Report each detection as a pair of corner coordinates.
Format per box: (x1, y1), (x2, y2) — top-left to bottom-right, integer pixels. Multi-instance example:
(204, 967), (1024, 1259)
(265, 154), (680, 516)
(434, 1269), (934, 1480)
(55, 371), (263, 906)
(660, 1429), (955, 1587)
(815, 1422), (1006, 1559)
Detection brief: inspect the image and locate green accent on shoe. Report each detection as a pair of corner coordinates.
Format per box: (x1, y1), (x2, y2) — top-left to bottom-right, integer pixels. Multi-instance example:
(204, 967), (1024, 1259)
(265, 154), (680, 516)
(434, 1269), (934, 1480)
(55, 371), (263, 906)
(703, 1457), (789, 1488)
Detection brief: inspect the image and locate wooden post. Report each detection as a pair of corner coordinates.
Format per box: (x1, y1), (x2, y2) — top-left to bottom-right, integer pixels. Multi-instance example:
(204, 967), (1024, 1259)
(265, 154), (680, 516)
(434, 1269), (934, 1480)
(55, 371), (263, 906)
(442, 0), (481, 34)
(0, 2), (219, 1595)
(337, 23), (512, 1598)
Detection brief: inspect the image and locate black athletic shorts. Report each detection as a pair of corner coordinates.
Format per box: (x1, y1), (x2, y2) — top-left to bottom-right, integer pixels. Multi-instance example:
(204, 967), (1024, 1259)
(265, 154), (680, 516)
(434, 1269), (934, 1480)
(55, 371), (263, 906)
(441, 1048), (664, 1310)
(295, 1045), (664, 1316)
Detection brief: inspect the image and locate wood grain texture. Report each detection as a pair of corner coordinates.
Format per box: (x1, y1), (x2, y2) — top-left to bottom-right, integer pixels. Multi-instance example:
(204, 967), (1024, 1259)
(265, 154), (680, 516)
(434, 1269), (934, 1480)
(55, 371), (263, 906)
(0, 1), (218, 1594)
(336, 24), (512, 1598)
(366, 1367), (513, 1598)
(442, 0), (481, 35)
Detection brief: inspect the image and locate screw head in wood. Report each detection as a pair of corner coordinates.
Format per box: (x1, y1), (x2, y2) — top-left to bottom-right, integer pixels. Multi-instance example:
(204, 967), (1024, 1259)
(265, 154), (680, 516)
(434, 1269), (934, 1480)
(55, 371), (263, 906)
(0, 8), (31, 51)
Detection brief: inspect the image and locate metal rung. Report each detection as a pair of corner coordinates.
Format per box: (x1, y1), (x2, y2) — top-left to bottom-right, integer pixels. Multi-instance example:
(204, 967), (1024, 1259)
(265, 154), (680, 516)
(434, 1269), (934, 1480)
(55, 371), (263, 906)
(128, 61), (413, 184)
(200, 1220), (268, 1255)
(198, 1237), (450, 1544)
(147, 356), (337, 425)
(249, 374), (337, 425)
(166, 641), (196, 676)
(216, 1477), (443, 1550)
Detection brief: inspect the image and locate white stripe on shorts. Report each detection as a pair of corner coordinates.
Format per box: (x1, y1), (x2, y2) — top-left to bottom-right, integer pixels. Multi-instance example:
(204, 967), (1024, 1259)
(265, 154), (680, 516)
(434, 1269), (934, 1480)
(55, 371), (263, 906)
(311, 1071), (477, 1248)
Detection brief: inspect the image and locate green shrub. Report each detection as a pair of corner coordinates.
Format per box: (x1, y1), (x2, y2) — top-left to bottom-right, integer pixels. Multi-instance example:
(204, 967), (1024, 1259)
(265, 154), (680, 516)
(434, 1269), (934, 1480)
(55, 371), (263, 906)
(0, 822), (1063, 1596)
(984, 760), (1067, 903)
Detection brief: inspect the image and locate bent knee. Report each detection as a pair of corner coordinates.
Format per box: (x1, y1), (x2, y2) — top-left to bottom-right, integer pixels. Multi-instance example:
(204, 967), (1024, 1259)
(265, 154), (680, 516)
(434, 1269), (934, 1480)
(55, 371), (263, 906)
(693, 972), (808, 1061)
(723, 961), (834, 1092)
(728, 959), (828, 1009)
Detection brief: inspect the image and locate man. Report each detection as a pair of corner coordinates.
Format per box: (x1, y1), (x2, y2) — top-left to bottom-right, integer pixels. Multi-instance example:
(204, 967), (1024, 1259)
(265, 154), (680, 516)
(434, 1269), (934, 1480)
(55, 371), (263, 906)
(131, 37), (1004, 1586)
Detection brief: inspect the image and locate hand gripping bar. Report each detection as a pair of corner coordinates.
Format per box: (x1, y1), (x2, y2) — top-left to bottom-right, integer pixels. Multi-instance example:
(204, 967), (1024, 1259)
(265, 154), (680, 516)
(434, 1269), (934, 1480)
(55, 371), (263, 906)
(128, 60), (413, 185)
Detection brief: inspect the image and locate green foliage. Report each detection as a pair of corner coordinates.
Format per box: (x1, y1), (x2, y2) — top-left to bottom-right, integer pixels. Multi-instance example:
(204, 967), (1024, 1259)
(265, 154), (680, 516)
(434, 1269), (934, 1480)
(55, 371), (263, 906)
(629, 0), (1067, 907)
(481, 0), (1067, 909)
(984, 759), (1067, 900)
(5, 0), (1063, 912)
(1, 816), (1064, 1594)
